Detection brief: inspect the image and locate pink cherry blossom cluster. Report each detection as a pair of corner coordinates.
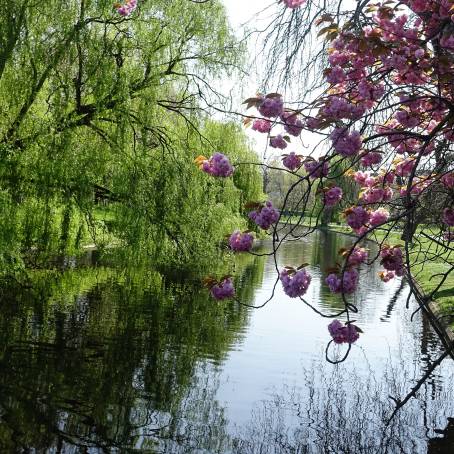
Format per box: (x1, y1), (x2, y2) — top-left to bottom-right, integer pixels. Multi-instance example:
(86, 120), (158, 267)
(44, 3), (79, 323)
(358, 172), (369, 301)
(246, 94), (306, 142)
(282, 152), (302, 171)
(328, 320), (360, 344)
(210, 278), (235, 300)
(249, 201), (280, 230)
(441, 172), (454, 189)
(305, 117), (322, 130)
(223, 0), (454, 347)
(321, 97), (365, 121)
(281, 111), (304, 136)
(258, 95), (284, 118)
(304, 158), (329, 178)
(325, 246), (368, 295)
(361, 151), (382, 168)
(395, 158), (416, 177)
(270, 134), (288, 149)
(344, 205), (390, 233)
(379, 270), (396, 283)
(229, 231), (254, 252)
(323, 186), (343, 207)
(201, 153), (234, 177)
(330, 127), (362, 157)
(351, 170), (394, 205)
(370, 208), (390, 226)
(307, 0), (454, 163)
(345, 247), (368, 266)
(360, 186), (393, 204)
(280, 268), (312, 298)
(377, 120), (432, 155)
(114, 0), (137, 16)
(345, 206), (370, 231)
(282, 0), (306, 8)
(252, 119), (272, 133)
(380, 245), (405, 277)
(353, 170), (395, 187)
(442, 208), (454, 226)
(326, 268), (359, 294)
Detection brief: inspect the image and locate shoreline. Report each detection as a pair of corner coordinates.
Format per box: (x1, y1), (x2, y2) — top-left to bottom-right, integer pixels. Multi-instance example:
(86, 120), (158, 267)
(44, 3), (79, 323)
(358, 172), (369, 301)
(278, 220), (454, 343)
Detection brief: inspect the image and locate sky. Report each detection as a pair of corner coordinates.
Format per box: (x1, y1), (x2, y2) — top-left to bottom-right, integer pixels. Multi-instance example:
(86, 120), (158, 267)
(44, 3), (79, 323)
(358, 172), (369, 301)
(218, 0), (325, 160)
(223, 0), (274, 29)
(219, 0), (285, 161)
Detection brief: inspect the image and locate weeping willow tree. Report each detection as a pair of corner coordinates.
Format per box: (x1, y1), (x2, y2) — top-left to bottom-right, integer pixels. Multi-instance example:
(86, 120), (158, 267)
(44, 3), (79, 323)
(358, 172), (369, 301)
(0, 0), (263, 274)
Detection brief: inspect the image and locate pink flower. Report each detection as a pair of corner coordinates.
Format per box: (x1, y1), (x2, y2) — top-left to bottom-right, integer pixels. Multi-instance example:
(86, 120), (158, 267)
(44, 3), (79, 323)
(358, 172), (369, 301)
(258, 95), (284, 118)
(328, 320), (361, 344)
(280, 268), (312, 297)
(353, 171), (368, 186)
(304, 158), (329, 178)
(357, 80), (384, 102)
(281, 111), (304, 136)
(346, 247), (368, 266)
(364, 175), (376, 187)
(361, 187), (387, 204)
(442, 208), (454, 226)
(283, 0), (306, 9)
(414, 48), (425, 59)
(114, 0), (137, 16)
(252, 119), (272, 133)
(361, 151), (382, 167)
(382, 186), (393, 201)
(380, 245), (404, 276)
(395, 159), (416, 177)
(395, 110), (420, 128)
(270, 134), (288, 149)
(440, 33), (454, 50)
(330, 127), (362, 157)
(322, 97), (365, 120)
(345, 206), (370, 230)
(282, 152), (302, 171)
(306, 117), (322, 130)
(229, 231), (254, 252)
(210, 278), (235, 300)
(370, 208), (389, 226)
(326, 66), (346, 84)
(382, 172), (395, 184)
(323, 186), (343, 207)
(379, 270), (395, 282)
(201, 153), (234, 177)
(441, 172), (454, 189)
(353, 226), (370, 236)
(326, 268), (359, 294)
(249, 201), (280, 230)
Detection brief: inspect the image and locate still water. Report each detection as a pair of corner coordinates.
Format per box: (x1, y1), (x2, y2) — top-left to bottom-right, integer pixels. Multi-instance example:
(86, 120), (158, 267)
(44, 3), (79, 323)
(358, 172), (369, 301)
(0, 231), (453, 453)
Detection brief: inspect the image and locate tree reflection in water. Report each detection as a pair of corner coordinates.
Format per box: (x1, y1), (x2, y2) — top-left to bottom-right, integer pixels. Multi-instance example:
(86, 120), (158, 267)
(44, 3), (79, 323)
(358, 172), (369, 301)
(428, 418), (454, 454)
(0, 233), (452, 453)
(232, 354), (454, 454)
(0, 253), (264, 452)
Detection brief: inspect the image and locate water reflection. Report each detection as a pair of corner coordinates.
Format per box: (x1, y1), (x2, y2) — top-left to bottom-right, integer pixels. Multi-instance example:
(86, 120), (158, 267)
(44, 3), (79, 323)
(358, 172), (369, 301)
(232, 357), (454, 454)
(0, 255), (264, 451)
(0, 231), (452, 453)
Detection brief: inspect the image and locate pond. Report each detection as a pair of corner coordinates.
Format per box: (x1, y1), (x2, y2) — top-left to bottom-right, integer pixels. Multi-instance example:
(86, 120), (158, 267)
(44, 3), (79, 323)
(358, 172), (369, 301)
(0, 230), (453, 453)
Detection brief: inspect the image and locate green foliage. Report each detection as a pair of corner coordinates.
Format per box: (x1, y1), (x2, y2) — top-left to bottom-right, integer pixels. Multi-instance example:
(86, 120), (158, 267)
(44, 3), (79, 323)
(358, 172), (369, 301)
(0, 0), (260, 274)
